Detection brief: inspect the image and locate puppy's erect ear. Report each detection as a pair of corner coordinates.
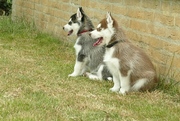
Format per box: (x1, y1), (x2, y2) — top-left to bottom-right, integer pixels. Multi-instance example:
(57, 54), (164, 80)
(79, 7), (85, 14)
(77, 7), (83, 21)
(106, 12), (113, 25)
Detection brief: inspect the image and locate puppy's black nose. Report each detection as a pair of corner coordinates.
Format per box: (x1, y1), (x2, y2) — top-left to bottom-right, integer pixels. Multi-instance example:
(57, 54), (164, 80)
(63, 27), (64, 30)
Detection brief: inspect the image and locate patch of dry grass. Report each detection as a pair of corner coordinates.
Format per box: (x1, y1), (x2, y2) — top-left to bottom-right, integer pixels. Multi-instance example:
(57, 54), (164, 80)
(0, 17), (179, 121)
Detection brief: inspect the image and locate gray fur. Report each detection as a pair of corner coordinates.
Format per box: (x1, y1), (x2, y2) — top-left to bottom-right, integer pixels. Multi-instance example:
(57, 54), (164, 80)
(64, 7), (112, 80)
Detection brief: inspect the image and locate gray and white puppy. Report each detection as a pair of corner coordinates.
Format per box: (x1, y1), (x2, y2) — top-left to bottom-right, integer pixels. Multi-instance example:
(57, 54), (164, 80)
(63, 7), (112, 80)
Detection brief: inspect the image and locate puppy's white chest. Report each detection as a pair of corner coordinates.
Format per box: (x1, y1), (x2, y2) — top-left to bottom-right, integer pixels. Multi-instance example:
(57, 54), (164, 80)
(104, 47), (115, 62)
(74, 38), (82, 56)
(104, 47), (120, 73)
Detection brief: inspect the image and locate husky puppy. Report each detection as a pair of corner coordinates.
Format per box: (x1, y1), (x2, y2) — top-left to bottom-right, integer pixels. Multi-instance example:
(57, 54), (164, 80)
(63, 7), (112, 80)
(90, 12), (158, 94)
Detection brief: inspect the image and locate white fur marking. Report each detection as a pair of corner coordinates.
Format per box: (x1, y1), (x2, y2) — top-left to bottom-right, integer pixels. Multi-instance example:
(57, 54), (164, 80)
(97, 23), (101, 28)
(63, 21), (80, 35)
(106, 12), (113, 26)
(69, 60), (83, 77)
(107, 77), (113, 81)
(86, 72), (100, 80)
(110, 75), (120, 92)
(104, 48), (121, 92)
(119, 70), (132, 94)
(97, 65), (104, 80)
(77, 8), (82, 21)
(69, 38), (84, 77)
(132, 78), (147, 91)
(74, 38), (82, 56)
(63, 24), (72, 32)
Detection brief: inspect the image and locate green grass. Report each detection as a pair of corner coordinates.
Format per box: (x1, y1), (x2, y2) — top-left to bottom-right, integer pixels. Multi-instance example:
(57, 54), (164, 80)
(0, 16), (179, 121)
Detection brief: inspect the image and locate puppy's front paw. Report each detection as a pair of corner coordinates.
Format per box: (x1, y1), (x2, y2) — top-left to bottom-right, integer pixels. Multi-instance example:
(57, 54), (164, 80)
(68, 73), (78, 77)
(119, 88), (127, 95)
(109, 87), (120, 92)
(107, 77), (113, 81)
(86, 72), (99, 80)
(89, 75), (99, 80)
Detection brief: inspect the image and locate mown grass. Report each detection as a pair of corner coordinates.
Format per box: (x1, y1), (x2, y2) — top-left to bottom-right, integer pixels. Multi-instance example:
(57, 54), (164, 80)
(0, 17), (179, 121)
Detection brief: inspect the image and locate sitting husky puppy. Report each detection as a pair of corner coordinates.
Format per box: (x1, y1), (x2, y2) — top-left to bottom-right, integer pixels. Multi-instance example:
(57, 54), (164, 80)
(63, 7), (112, 81)
(90, 12), (158, 94)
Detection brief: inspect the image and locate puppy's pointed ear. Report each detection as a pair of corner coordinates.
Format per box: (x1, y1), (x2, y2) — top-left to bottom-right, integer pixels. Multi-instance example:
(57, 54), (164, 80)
(79, 7), (85, 14)
(77, 7), (83, 21)
(106, 12), (113, 25)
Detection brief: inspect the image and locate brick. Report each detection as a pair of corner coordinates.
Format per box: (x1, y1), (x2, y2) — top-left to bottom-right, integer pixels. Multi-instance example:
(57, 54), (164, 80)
(43, 7), (55, 16)
(141, 0), (161, 10)
(124, 0), (141, 6)
(62, 12), (72, 21)
(71, 0), (81, 5)
(140, 35), (161, 48)
(81, 0), (86, 7)
(59, 0), (71, 2)
(172, 56), (180, 69)
(35, 5), (48, 14)
(129, 20), (150, 33)
(117, 16), (130, 28)
(41, 0), (49, 6)
(154, 13), (174, 26)
(148, 47), (168, 66)
(27, 0), (34, 2)
(23, 1), (34, 9)
(35, 13), (49, 22)
(34, 0), (40, 4)
(111, 5), (127, 16)
(127, 8), (154, 21)
(49, 1), (60, 9)
(161, 1), (171, 13)
(35, 20), (47, 30)
(13, 6), (23, 16)
(110, 0), (123, 4)
(49, 16), (59, 24)
(175, 16), (180, 28)
(61, 3), (72, 12)
(171, 2), (180, 14)
(46, 24), (55, 33)
(53, 9), (63, 18)
(126, 30), (142, 42)
(93, 11), (106, 22)
(71, 6), (80, 13)
(167, 27), (180, 40)
(156, 64), (168, 77)
(26, 8), (34, 16)
(14, 0), (23, 6)
(149, 25), (169, 38)
(89, 1), (110, 11)
(141, 35), (180, 54)
(165, 45), (180, 55)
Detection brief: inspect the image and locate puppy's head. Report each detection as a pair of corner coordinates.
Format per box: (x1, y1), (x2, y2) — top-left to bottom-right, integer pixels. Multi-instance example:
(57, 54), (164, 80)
(90, 12), (118, 46)
(63, 7), (85, 36)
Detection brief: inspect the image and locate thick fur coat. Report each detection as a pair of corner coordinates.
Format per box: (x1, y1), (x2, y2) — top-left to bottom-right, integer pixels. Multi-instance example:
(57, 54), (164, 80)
(63, 7), (112, 80)
(90, 12), (158, 94)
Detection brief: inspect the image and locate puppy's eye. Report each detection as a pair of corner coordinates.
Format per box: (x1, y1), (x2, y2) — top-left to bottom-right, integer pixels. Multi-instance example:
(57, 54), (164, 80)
(68, 21), (72, 25)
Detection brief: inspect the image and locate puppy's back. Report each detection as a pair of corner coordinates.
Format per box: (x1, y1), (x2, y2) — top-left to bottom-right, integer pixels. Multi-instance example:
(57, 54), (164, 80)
(113, 32), (157, 91)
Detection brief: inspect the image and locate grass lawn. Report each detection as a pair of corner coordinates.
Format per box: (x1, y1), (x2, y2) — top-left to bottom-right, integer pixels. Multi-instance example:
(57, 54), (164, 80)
(0, 17), (179, 121)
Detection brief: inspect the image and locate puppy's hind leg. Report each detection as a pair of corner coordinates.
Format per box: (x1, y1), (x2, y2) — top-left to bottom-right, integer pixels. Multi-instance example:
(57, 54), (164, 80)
(86, 72), (100, 80)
